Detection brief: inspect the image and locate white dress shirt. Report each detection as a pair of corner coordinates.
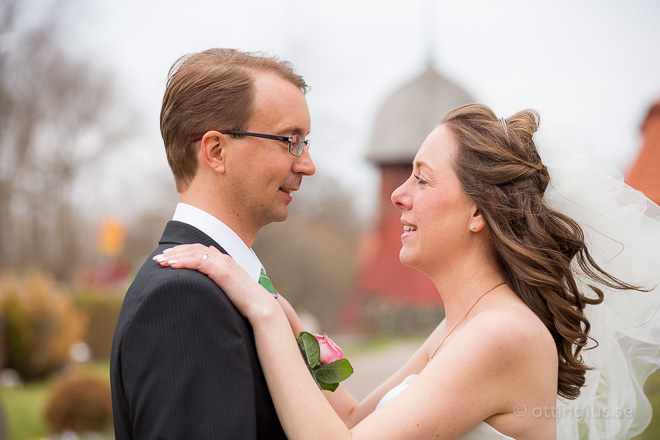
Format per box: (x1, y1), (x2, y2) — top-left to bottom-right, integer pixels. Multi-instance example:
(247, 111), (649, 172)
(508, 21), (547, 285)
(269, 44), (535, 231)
(172, 202), (263, 282)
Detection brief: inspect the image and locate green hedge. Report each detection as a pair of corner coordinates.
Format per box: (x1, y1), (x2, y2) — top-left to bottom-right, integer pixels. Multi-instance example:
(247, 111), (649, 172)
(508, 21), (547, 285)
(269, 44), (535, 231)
(1, 272), (85, 381)
(73, 292), (124, 361)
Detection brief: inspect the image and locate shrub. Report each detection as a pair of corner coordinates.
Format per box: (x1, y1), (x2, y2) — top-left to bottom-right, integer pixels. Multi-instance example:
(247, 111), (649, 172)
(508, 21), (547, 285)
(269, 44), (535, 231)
(0, 271), (86, 381)
(74, 292), (123, 360)
(44, 375), (112, 433)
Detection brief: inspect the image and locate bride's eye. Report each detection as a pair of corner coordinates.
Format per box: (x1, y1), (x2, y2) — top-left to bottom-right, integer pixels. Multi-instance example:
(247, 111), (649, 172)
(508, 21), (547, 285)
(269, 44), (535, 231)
(414, 174), (428, 186)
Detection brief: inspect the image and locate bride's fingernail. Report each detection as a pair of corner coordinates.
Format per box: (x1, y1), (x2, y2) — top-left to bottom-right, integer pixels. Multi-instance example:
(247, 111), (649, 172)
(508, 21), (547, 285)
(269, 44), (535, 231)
(168, 259), (177, 265)
(153, 255), (166, 262)
(162, 248), (171, 254)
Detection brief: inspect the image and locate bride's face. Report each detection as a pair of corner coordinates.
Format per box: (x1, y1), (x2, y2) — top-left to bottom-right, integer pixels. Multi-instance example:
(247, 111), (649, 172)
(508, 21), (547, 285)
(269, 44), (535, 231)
(391, 125), (477, 274)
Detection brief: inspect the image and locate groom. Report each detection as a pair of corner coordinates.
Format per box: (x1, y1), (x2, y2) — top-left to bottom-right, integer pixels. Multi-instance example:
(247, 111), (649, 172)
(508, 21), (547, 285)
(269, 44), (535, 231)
(110, 49), (315, 439)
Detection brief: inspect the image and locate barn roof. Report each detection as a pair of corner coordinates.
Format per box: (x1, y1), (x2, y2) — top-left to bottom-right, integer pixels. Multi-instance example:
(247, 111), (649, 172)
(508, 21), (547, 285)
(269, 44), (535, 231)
(365, 65), (474, 164)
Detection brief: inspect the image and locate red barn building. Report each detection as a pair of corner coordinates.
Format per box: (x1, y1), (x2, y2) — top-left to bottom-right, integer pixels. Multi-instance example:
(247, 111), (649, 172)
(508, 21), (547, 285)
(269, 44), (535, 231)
(351, 65), (474, 334)
(627, 100), (660, 204)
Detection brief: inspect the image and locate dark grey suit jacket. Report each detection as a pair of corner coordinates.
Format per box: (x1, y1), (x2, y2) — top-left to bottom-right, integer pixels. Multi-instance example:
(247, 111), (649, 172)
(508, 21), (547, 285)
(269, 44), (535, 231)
(110, 221), (287, 439)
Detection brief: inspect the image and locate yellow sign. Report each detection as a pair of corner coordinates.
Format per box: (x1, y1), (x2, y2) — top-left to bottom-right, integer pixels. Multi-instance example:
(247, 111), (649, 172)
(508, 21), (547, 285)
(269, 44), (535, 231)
(97, 217), (126, 256)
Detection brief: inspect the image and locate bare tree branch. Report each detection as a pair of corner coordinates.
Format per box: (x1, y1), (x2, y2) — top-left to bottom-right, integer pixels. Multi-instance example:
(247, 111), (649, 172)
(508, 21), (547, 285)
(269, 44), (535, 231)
(0, 0), (138, 280)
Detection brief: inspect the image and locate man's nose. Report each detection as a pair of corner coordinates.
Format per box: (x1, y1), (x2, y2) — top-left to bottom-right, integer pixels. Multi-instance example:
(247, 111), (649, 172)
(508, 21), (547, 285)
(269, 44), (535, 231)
(293, 147), (316, 176)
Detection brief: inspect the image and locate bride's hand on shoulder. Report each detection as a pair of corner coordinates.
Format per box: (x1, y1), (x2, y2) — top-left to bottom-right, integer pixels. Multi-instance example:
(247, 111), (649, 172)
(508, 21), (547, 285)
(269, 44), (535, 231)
(153, 244), (277, 320)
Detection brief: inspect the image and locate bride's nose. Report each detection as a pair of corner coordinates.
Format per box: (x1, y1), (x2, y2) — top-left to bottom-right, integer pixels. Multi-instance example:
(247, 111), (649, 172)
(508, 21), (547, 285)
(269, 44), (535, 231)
(391, 178), (412, 210)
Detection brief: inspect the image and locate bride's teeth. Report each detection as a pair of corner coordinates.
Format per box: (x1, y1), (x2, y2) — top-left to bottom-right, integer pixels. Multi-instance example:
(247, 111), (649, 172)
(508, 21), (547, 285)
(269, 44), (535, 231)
(403, 225), (417, 232)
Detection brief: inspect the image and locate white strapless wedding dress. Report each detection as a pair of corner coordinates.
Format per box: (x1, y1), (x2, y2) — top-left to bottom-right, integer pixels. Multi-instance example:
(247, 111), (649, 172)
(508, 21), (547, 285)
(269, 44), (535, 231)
(376, 374), (515, 439)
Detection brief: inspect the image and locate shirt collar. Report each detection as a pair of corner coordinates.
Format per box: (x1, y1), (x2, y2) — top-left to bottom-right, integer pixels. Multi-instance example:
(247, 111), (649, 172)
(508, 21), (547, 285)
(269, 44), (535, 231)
(172, 203), (263, 282)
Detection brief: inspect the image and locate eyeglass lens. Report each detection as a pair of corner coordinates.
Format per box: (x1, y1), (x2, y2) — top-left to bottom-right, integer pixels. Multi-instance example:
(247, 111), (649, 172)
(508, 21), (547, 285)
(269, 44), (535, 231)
(290, 135), (305, 156)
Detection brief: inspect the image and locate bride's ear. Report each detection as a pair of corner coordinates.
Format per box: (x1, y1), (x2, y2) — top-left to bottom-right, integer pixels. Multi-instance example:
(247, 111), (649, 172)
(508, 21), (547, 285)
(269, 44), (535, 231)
(469, 207), (486, 233)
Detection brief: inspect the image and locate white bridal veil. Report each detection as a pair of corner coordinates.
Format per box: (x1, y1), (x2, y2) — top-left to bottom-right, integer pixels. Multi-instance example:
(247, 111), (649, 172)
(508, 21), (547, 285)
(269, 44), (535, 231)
(533, 124), (660, 440)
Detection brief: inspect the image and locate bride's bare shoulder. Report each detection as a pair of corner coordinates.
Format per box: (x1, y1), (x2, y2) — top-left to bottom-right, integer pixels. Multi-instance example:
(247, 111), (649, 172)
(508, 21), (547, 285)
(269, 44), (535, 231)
(476, 304), (549, 333)
(461, 305), (557, 366)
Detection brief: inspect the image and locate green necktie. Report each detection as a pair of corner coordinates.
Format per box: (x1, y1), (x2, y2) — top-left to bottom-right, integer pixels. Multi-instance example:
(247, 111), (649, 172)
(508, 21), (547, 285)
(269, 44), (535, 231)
(259, 269), (278, 300)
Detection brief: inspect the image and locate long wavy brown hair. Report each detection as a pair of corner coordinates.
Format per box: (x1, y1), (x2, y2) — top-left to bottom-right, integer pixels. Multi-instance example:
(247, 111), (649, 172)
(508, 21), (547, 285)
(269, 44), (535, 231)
(442, 103), (639, 399)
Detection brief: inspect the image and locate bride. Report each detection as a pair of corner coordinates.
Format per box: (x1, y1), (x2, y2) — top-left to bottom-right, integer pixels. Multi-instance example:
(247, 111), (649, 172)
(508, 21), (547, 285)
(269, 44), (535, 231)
(155, 104), (660, 439)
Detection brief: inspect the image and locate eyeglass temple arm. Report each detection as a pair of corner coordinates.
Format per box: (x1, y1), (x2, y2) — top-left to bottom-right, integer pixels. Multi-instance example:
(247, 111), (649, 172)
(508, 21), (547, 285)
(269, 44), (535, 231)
(220, 131), (290, 142)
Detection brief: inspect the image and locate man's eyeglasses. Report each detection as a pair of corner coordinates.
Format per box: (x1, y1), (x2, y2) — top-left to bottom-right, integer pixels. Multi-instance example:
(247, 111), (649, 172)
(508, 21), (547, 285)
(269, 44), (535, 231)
(191, 130), (310, 157)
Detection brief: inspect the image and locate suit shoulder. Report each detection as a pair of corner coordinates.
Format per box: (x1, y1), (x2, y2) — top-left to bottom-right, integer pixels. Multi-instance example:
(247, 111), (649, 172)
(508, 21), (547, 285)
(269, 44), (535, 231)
(114, 261), (239, 341)
(127, 258), (226, 305)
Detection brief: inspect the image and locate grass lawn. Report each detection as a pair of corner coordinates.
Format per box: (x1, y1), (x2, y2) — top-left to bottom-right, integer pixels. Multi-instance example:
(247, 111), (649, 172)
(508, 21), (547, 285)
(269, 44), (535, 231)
(1, 381), (50, 440)
(0, 362), (110, 440)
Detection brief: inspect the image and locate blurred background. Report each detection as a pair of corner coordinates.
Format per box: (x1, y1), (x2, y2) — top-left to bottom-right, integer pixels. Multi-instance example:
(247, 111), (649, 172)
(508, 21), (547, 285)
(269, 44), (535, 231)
(1, 0), (659, 438)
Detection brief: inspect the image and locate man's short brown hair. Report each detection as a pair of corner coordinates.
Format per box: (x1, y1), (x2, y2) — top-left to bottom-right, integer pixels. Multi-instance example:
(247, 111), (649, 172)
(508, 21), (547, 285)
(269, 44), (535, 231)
(160, 49), (308, 192)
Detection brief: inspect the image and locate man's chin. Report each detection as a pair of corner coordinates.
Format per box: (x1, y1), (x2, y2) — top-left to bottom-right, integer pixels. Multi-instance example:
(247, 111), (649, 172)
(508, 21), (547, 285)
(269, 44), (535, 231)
(271, 209), (289, 224)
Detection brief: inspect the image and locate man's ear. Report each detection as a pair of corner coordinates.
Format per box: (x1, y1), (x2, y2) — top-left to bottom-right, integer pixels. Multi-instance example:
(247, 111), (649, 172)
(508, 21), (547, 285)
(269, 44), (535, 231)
(469, 207), (486, 233)
(200, 131), (226, 174)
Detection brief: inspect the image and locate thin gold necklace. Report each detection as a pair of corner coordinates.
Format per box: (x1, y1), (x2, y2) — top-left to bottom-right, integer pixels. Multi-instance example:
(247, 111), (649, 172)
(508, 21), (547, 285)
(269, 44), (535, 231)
(429, 282), (505, 361)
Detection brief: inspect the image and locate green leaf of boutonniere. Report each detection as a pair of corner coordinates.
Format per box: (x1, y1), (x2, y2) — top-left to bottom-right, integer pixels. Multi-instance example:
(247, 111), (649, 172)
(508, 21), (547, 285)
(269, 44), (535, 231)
(298, 331), (320, 369)
(318, 381), (339, 392)
(315, 358), (354, 385)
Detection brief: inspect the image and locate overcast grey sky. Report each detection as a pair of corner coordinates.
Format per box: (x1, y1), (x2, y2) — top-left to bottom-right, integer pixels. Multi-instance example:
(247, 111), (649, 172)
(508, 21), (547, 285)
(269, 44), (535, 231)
(63, 0), (660, 221)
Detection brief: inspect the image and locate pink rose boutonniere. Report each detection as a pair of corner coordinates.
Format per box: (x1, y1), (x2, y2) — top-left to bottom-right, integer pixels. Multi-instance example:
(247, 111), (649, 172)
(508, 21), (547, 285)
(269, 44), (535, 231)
(315, 333), (344, 364)
(298, 331), (353, 392)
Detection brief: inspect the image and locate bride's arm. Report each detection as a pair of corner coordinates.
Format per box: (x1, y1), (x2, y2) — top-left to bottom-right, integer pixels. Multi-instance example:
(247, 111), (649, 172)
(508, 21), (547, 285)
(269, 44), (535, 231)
(256, 308), (355, 439)
(277, 293), (432, 427)
(273, 294), (364, 426)
(332, 323), (446, 427)
(277, 295), (305, 336)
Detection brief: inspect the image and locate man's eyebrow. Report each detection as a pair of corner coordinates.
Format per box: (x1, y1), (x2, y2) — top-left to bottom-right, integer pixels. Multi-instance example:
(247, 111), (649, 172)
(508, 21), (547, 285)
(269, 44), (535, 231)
(277, 125), (309, 136)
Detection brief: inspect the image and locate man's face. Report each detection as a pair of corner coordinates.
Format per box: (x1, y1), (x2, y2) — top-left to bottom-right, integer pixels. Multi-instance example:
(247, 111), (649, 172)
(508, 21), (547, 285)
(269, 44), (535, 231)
(224, 72), (315, 232)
